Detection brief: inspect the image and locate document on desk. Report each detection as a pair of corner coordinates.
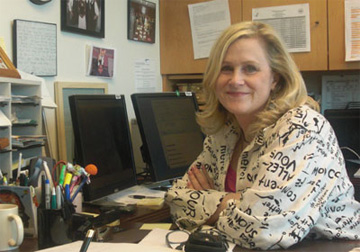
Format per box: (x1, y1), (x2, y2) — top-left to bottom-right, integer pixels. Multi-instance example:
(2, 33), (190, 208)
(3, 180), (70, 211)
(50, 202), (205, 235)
(104, 185), (166, 205)
(36, 240), (177, 252)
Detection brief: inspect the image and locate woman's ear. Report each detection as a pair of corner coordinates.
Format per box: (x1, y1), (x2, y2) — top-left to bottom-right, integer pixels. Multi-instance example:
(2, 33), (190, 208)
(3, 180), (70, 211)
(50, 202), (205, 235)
(271, 73), (280, 90)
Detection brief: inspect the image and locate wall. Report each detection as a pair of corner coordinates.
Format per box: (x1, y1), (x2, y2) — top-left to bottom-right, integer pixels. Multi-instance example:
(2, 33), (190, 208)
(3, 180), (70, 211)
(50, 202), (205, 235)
(0, 0), (161, 171)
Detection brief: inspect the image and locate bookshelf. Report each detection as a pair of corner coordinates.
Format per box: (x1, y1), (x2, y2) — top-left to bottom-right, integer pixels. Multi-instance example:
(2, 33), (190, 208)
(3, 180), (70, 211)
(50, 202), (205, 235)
(0, 77), (43, 181)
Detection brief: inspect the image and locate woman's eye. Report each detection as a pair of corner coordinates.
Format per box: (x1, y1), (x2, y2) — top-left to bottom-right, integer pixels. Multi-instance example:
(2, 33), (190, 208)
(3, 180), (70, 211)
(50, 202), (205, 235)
(220, 65), (233, 72)
(243, 65), (258, 73)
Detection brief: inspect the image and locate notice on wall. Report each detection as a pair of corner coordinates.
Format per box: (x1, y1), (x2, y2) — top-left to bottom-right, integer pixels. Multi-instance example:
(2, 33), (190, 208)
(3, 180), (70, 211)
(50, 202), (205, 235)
(321, 75), (360, 113)
(134, 58), (158, 92)
(13, 19), (57, 76)
(188, 0), (231, 59)
(252, 4), (311, 53)
(345, 0), (360, 62)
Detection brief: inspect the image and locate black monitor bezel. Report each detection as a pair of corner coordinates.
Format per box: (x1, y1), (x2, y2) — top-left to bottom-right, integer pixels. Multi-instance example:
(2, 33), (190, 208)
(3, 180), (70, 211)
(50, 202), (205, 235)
(69, 94), (137, 202)
(131, 92), (204, 182)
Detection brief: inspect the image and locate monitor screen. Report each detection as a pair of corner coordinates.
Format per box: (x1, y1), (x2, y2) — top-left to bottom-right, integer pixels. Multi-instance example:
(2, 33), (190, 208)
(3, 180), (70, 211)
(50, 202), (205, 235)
(69, 94), (137, 202)
(131, 92), (204, 182)
(324, 109), (360, 159)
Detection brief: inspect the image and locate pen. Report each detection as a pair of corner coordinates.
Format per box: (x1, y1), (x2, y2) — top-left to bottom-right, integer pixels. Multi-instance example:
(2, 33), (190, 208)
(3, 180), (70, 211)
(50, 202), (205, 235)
(129, 195), (162, 199)
(80, 229), (95, 252)
(16, 152), (22, 181)
(45, 179), (51, 209)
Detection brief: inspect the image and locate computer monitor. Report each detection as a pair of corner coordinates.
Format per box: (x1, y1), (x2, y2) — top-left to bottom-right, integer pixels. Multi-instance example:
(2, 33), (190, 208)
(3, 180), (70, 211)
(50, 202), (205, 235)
(69, 94), (137, 202)
(324, 109), (360, 159)
(131, 92), (205, 182)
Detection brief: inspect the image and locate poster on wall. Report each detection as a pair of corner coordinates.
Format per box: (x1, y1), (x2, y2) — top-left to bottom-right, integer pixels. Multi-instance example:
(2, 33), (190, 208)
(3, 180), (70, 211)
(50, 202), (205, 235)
(87, 45), (115, 78)
(61, 0), (105, 38)
(13, 19), (57, 76)
(127, 0), (156, 43)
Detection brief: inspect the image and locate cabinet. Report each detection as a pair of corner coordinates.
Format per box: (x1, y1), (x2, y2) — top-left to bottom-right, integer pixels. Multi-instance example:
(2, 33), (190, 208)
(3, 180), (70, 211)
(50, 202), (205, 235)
(0, 77), (43, 180)
(328, 0), (360, 70)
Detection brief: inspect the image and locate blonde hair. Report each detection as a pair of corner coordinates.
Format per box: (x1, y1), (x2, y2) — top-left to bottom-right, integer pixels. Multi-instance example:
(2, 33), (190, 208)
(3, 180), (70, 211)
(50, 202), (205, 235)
(197, 21), (319, 139)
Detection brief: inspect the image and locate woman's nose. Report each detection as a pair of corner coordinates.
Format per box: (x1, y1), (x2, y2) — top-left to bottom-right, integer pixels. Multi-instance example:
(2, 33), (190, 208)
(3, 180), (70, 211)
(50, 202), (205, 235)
(230, 70), (245, 85)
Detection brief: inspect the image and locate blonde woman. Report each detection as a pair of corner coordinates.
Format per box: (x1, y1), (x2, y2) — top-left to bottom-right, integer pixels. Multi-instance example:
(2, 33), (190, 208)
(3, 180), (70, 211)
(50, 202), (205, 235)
(165, 21), (360, 250)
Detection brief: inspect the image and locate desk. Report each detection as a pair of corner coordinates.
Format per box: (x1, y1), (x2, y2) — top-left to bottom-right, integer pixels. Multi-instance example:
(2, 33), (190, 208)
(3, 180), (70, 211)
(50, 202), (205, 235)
(20, 221), (360, 252)
(19, 204), (171, 251)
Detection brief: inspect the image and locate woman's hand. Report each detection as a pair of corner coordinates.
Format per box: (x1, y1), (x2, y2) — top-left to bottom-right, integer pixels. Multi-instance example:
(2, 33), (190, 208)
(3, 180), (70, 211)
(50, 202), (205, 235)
(205, 193), (241, 225)
(187, 165), (215, 190)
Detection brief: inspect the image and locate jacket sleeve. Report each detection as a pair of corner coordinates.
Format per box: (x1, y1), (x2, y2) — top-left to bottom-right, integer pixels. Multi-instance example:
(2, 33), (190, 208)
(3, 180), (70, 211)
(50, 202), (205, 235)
(216, 111), (352, 250)
(165, 135), (228, 230)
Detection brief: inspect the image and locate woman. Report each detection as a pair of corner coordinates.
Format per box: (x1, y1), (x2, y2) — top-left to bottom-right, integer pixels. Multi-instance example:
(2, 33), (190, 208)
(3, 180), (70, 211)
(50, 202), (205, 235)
(165, 21), (360, 250)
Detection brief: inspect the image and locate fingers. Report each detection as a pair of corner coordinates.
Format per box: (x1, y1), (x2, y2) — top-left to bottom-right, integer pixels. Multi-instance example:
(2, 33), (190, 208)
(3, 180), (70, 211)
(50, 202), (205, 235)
(187, 166), (213, 190)
(201, 166), (215, 189)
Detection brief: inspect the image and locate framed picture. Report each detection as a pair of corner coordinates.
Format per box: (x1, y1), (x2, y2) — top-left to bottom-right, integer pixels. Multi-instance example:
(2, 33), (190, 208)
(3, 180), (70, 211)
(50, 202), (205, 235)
(0, 46), (20, 79)
(87, 45), (115, 78)
(54, 81), (108, 162)
(61, 0), (105, 38)
(128, 0), (156, 43)
(13, 19), (57, 76)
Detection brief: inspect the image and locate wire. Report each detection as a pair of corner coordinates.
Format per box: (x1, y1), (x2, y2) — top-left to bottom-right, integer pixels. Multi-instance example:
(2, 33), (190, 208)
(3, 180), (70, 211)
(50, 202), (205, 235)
(340, 146), (360, 160)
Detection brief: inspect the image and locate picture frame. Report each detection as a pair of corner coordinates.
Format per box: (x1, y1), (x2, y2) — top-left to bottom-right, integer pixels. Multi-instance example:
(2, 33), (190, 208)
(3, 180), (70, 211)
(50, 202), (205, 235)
(54, 81), (108, 163)
(127, 0), (156, 43)
(0, 46), (20, 79)
(13, 19), (57, 77)
(87, 45), (115, 78)
(61, 0), (105, 38)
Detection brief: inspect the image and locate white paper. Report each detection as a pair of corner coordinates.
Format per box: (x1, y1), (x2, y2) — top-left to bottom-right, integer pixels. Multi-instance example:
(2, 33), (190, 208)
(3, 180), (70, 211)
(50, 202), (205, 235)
(252, 4), (311, 53)
(188, 0), (231, 59)
(321, 75), (360, 113)
(134, 58), (158, 92)
(36, 241), (177, 252)
(18, 70), (57, 108)
(345, 0), (360, 62)
(100, 185), (166, 205)
(0, 109), (11, 126)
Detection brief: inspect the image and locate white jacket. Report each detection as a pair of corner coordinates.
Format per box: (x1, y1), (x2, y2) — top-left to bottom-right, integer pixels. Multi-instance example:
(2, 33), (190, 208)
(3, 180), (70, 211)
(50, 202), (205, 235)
(165, 105), (360, 250)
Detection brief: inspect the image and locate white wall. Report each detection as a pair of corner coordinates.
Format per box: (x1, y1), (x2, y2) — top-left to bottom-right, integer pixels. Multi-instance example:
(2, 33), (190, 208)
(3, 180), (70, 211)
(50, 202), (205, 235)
(0, 0), (161, 171)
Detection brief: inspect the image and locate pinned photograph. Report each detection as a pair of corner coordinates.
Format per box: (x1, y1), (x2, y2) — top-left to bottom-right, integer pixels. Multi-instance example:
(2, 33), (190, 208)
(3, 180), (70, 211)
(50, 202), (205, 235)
(87, 46), (115, 78)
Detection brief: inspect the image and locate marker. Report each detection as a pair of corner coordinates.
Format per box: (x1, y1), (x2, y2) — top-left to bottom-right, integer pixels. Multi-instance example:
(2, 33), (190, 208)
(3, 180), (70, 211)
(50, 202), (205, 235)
(64, 172), (73, 186)
(45, 179), (51, 209)
(56, 185), (62, 209)
(51, 187), (56, 209)
(58, 164), (67, 186)
(80, 229), (95, 252)
(65, 184), (70, 201)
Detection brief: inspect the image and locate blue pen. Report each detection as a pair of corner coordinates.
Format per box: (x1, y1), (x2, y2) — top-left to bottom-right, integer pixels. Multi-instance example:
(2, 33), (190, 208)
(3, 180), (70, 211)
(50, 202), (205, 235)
(71, 176), (88, 202)
(65, 184), (70, 201)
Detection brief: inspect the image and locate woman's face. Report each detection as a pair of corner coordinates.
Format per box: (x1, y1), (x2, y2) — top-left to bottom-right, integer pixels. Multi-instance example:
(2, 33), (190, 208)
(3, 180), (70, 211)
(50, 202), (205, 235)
(215, 37), (277, 128)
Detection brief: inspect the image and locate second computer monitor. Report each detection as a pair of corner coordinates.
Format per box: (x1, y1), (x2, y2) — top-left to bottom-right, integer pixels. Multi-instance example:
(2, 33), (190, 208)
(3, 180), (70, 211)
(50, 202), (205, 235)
(131, 92), (204, 182)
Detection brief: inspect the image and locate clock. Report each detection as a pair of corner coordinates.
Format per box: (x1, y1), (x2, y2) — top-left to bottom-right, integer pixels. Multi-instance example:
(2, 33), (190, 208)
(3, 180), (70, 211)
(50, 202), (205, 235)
(29, 0), (52, 5)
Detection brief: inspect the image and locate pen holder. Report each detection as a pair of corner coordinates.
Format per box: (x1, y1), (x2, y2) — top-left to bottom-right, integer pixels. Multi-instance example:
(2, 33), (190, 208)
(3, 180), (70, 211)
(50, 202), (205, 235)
(37, 200), (75, 249)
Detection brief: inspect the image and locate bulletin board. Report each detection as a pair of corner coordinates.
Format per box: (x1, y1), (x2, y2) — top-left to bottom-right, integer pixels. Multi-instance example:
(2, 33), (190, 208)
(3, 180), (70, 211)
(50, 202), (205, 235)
(13, 19), (57, 76)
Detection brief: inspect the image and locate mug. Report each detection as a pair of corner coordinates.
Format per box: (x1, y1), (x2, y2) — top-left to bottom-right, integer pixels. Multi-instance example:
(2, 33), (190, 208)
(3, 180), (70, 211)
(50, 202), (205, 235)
(0, 204), (24, 251)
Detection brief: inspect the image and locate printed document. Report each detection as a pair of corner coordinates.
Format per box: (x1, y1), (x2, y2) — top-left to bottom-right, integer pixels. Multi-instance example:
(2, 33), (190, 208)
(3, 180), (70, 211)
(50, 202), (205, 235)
(252, 4), (310, 53)
(188, 0), (231, 59)
(345, 0), (360, 61)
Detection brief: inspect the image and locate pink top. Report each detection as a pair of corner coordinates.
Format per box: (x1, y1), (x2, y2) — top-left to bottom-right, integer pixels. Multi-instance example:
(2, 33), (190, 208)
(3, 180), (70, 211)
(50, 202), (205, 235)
(225, 165), (236, 192)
